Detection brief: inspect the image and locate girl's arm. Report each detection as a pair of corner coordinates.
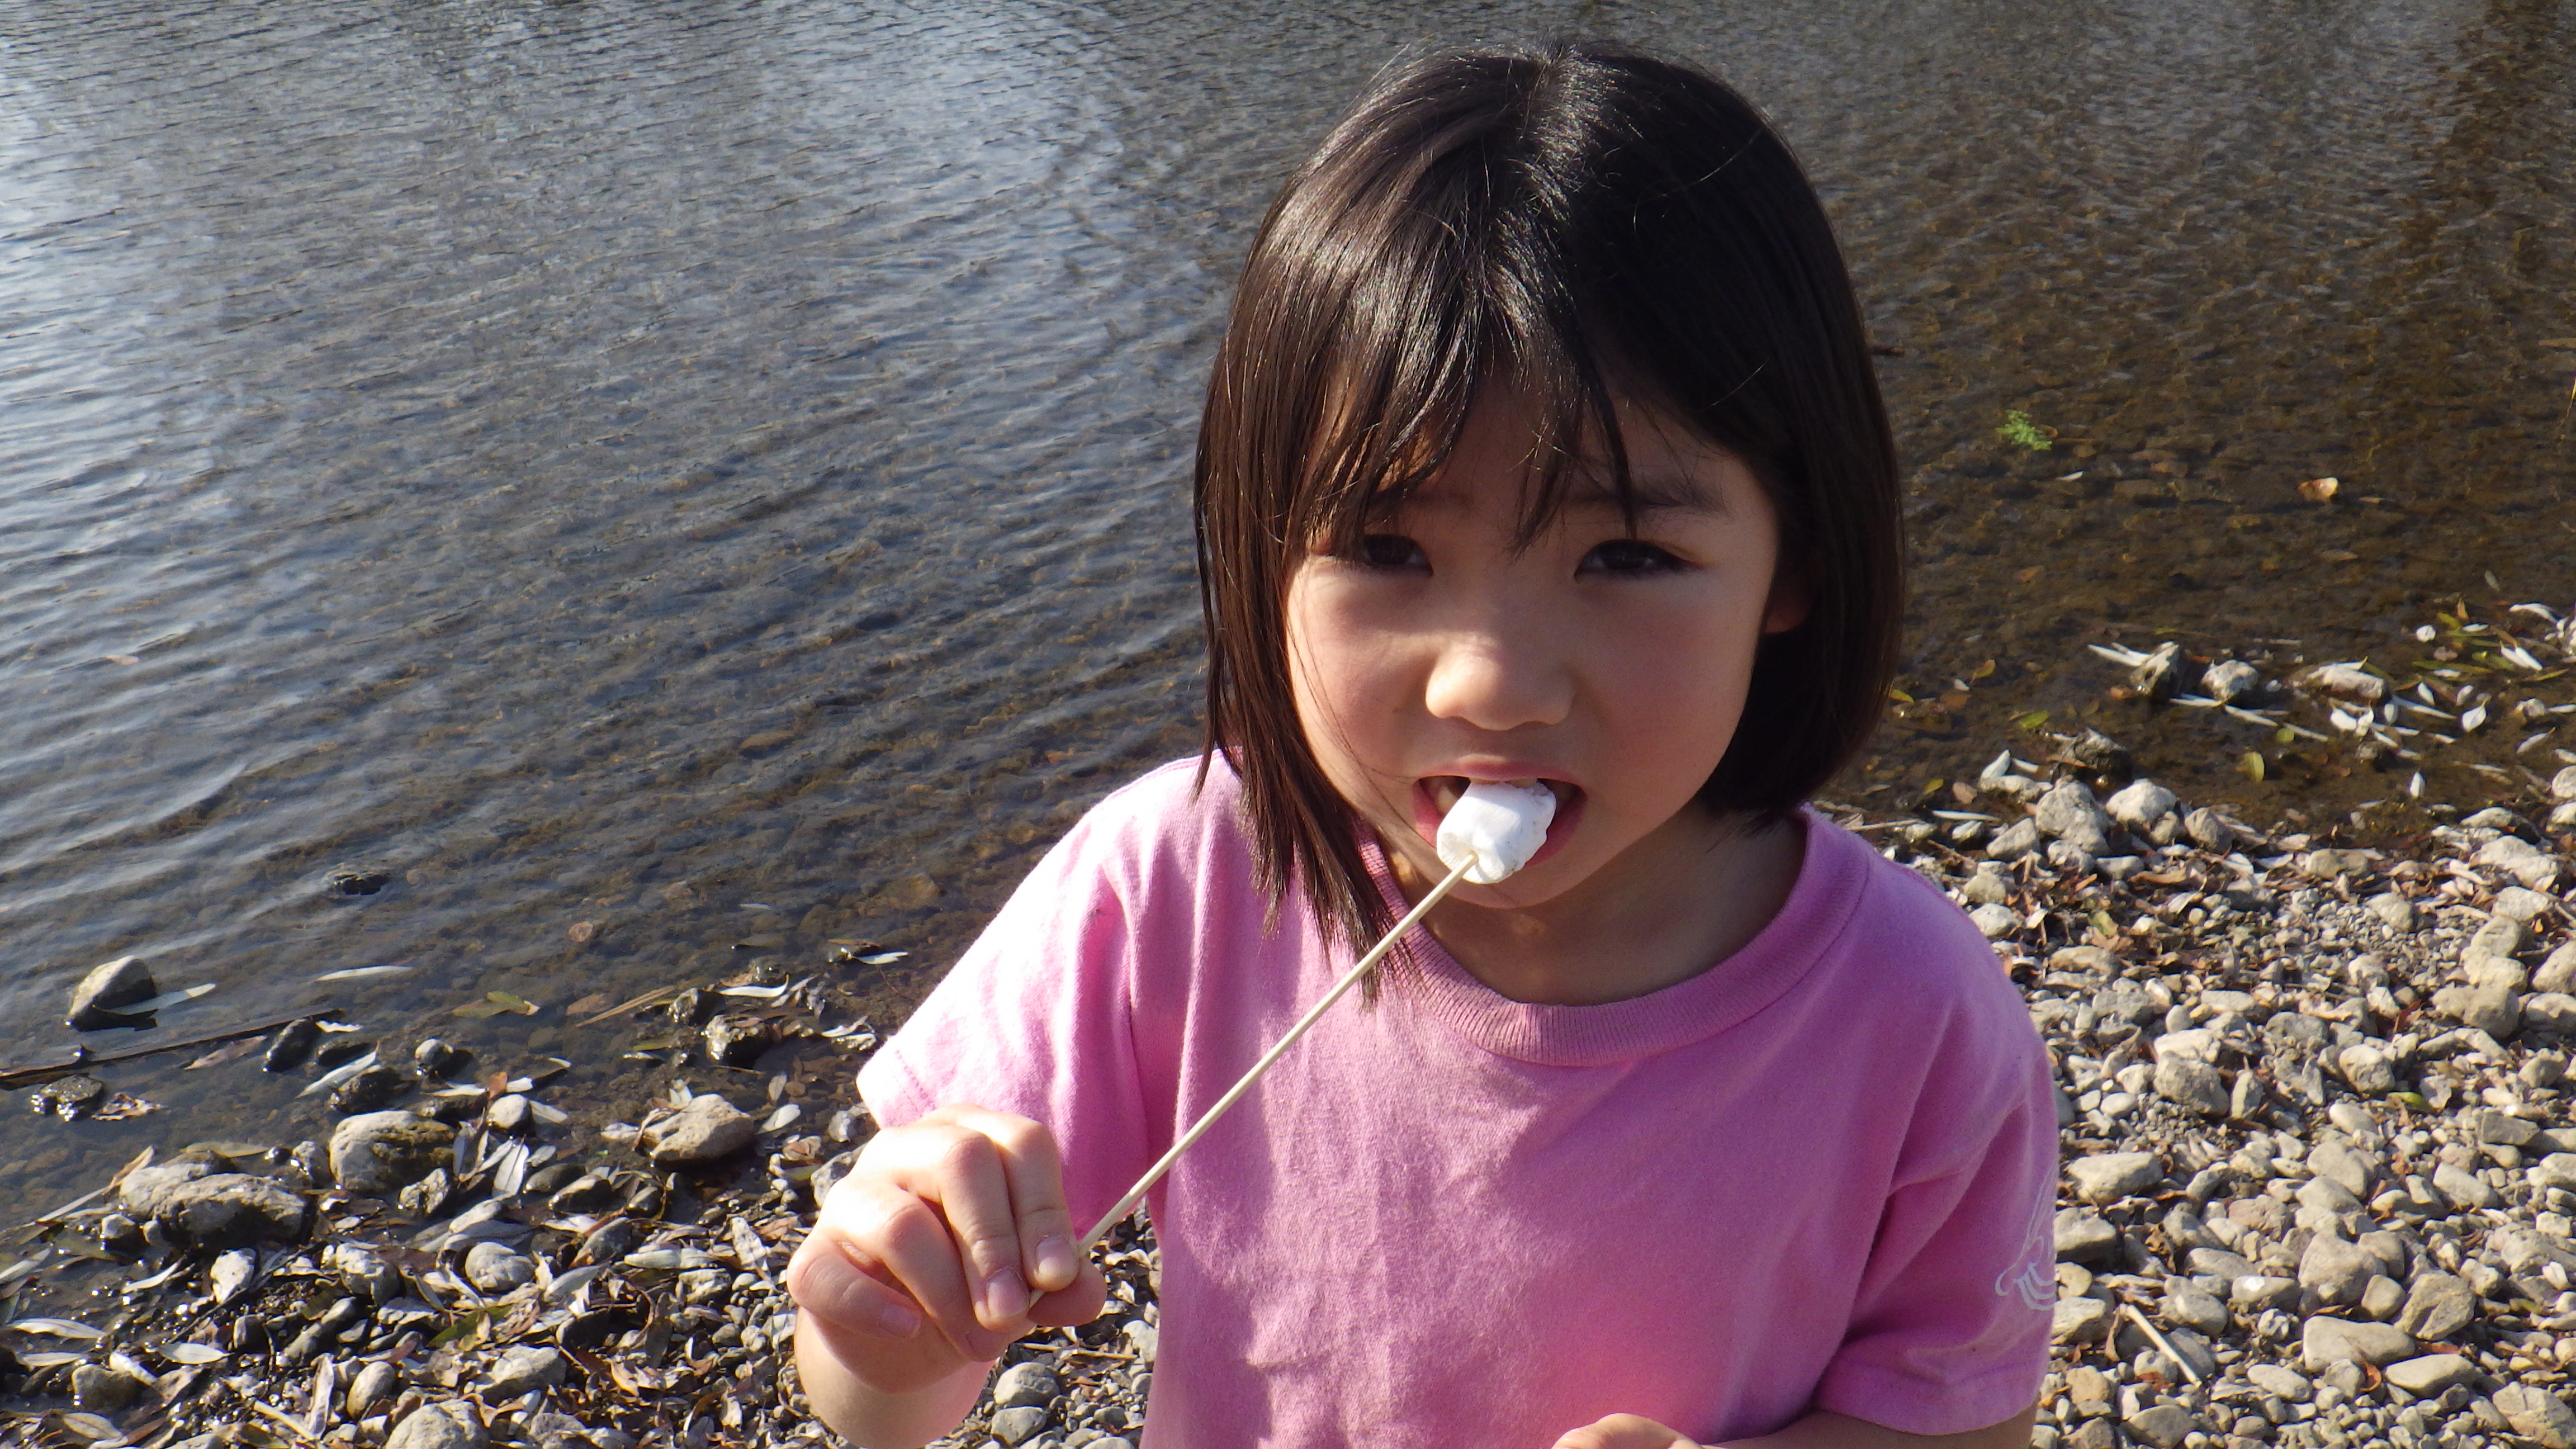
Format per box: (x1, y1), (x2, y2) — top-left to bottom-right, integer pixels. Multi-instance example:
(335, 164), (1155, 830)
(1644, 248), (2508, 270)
(1556, 1405), (2039, 1449)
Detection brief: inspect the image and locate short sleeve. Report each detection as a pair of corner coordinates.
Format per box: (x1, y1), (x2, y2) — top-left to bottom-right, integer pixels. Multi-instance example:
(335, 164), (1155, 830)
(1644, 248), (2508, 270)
(854, 801), (1160, 1233)
(1811, 1024), (2059, 1435)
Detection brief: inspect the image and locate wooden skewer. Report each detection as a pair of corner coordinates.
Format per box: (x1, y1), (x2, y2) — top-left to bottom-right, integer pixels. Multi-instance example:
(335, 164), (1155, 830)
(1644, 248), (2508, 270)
(1080, 857), (1475, 1251)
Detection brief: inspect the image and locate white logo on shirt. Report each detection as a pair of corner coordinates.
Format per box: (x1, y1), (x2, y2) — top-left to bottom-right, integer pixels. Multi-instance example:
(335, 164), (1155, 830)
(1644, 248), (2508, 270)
(1994, 1191), (2054, 1312)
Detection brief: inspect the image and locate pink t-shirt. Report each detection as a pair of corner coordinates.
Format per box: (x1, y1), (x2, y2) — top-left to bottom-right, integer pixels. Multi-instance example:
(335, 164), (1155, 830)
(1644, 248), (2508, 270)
(860, 759), (2057, 1449)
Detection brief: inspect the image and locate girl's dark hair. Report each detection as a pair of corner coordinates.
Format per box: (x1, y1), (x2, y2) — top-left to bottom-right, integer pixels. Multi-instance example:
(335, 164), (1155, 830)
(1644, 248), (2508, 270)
(1195, 40), (1902, 955)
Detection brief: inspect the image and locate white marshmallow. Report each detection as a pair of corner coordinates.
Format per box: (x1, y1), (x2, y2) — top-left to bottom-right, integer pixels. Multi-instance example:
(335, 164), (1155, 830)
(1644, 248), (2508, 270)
(1434, 779), (1559, 884)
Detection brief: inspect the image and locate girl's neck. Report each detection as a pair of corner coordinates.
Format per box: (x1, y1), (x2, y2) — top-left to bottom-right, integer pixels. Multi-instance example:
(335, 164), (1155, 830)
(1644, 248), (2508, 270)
(1385, 803), (1807, 1007)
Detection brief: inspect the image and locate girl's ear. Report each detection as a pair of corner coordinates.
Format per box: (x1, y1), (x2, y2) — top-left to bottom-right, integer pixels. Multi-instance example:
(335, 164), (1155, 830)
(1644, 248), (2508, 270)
(1761, 560), (1812, 635)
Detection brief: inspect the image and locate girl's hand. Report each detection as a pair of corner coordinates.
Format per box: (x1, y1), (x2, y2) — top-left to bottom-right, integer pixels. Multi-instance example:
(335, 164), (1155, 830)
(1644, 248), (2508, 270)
(787, 1104), (1109, 1395)
(1554, 1415), (1702, 1449)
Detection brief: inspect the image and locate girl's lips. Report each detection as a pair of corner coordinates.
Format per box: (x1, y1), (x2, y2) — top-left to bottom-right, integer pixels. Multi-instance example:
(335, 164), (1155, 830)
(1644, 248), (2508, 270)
(1410, 775), (1583, 872)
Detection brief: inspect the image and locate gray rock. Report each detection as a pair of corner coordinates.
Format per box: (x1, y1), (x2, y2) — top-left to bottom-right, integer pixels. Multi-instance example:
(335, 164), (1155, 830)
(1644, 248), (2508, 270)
(2359, 1273), (2405, 1320)
(2474, 836), (2560, 891)
(2163, 1279), (2230, 1337)
(637, 1093), (757, 1167)
(2246, 1363), (2311, 1403)
(2125, 1405), (2201, 1449)
(2295, 1175), (2364, 1216)
(2528, 993), (2576, 1034)
(2056, 1210), (2119, 1263)
(389, 1404), (489, 1449)
(2396, 1273), (2476, 1340)
(2190, 1247), (2261, 1281)
(72, 1362), (149, 1413)
(2052, 1296), (2112, 1344)
(1968, 903), (2019, 939)
(2299, 1315), (2416, 1370)
(2035, 779), (2116, 844)
(120, 1160), (214, 1217)
(993, 1362), (1059, 1409)
(2232, 1276), (2301, 1312)
(2337, 1041), (2398, 1095)
(465, 1241), (537, 1294)
(486, 1344), (567, 1399)
(2540, 941), (2576, 995)
(348, 1360), (402, 1419)
(132, 1171), (309, 1248)
(486, 1094), (531, 1133)
(2203, 660), (2261, 704)
(2433, 982), (2521, 1040)
(2184, 807), (2238, 852)
(2162, 1205), (2223, 1253)
(2533, 1154), (2576, 1192)
(2495, 1385), (2576, 1449)
(2299, 1235), (2376, 1305)
(2068, 1152), (2162, 1205)
(2308, 1140), (2378, 1198)
(991, 1406), (1051, 1446)
(2466, 915), (2530, 967)
(66, 955), (157, 1030)
(329, 1111), (456, 1195)
(2105, 779), (2178, 832)
(2383, 1353), (2480, 1396)
(2366, 892), (2419, 934)
(2154, 1056), (2229, 1116)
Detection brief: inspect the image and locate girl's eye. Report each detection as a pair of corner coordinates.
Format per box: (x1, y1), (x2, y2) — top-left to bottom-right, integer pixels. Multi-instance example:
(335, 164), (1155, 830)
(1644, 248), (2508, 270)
(1580, 538), (1686, 575)
(1353, 533), (1427, 570)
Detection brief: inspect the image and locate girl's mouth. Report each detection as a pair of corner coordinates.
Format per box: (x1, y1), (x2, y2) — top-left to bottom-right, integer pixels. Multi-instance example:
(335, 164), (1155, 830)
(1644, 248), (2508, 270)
(1413, 776), (1581, 869)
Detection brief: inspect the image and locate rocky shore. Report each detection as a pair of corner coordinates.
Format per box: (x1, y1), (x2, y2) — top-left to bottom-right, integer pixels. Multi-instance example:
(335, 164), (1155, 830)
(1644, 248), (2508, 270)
(8, 603), (2576, 1449)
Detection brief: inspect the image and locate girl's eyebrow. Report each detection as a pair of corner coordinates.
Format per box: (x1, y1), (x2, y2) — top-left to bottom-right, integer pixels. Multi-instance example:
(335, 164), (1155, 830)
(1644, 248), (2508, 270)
(1566, 470), (1725, 514)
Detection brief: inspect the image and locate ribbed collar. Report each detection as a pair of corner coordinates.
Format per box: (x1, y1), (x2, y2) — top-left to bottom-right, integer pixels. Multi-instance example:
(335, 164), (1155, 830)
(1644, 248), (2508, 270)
(1358, 807), (1869, 1067)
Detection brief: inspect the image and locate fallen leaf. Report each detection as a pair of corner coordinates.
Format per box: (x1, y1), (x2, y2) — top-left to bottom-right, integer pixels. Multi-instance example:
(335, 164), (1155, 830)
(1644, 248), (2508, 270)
(102, 654), (140, 666)
(186, 1038), (266, 1071)
(2298, 476), (2340, 503)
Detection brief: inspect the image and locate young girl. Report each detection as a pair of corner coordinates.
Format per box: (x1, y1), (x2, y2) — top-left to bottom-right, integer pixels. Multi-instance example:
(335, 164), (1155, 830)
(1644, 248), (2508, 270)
(788, 41), (2058, 1449)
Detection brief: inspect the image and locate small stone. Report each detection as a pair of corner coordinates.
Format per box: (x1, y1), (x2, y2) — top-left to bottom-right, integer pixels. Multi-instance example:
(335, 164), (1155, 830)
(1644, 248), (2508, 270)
(637, 1093), (757, 1167)
(65, 955), (157, 1030)
(2127, 1404), (2202, 1449)
(2163, 1279), (2231, 1337)
(2431, 1161), (2496, 1212)
(2184, 807), (2239, 852)
(2105, 779), (2179, 832)
(2203, 660), (2261, 704)
(332, 1064), (409, 1115)
(2542, 943), (2576, 995)
(2433, 982), (2521, 1040)
(2474, 836), (2561, 891)
(2366, 892), (2419, 934)
(2309, 1140), (2379, 1198)
(330, 1112), (456, 1195)
(992, 1406), (1052, 1446)
(549, 1173), (622, 1215)
(2066, 1420), (2115, 1449)
(2527, 993), (2576, 1034)
(389, 1403), (489, 1449)
(2383, 1353), (2480, 1396)
(993, 1362), (1059, 1409)
(2395, 1273), (2476, 1340)
(2156, 1057), (2230, 1116)
(486, 1345), (568, 1399)
(1968, 903), (2019, 939)
(348, 1360), (401, 1419)
(2052, 1296), (2112, 1344)
(2299, 1315), (2416, 1370)
(414, 1037), (470, 1079)
(703, 1015), (778, 1067)
(1987, 818), (2044, 860)
(2247, 1363), (2312, 1403)
(147, 1172), (309, 1248)
(399, 1168), (453, 1218)
(1961, 869), (2011, 906)
(2056, 1209), (2119, 1263)
(2494, 1385), (2576, 1449)
(2233, 1276), (2301, 1312)
(2066, 1366), (2115, 1417)
(2337, 1041), (2398, 1095)
(71, 1362), (148, 1413)
(2300, 1236), (2376, 1305)
(465, 1241), (537, 1294)
(2068, 1152), (2163, 1204)
(2303, 662), (2386, 703)
(2359, 1274), (2404, 1320)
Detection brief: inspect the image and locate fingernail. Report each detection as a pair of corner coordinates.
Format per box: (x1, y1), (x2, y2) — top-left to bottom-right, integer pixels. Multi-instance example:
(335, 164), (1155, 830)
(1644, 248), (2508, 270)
(878, 1299), (921, 1337)
(983, 1266), (1029, 1320)
(1034, 1236), (1078, 1289)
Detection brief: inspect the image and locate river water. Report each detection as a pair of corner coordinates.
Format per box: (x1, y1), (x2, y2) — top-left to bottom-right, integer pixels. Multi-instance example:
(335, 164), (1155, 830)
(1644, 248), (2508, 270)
(3, 0), (2572, 1214)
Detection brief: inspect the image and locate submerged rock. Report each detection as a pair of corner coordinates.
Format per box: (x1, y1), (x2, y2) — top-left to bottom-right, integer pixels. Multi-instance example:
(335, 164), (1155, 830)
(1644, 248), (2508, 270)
(66, 955), (157, 1030)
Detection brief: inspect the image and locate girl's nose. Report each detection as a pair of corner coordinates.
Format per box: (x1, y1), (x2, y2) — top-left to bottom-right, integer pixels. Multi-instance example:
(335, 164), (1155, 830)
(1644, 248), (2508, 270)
(1420, 623), (1574, 734)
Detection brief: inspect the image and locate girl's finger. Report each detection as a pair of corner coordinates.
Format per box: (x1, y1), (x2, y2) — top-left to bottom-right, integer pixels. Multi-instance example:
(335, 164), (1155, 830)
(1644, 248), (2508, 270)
(910, 1126), (1038, 1331)
(1552, 1414), (1695, 1449)
(829, 1174), (1008, 1360)
(784, 1227), (922, 1338)
(943, 1105), (1087, 1295)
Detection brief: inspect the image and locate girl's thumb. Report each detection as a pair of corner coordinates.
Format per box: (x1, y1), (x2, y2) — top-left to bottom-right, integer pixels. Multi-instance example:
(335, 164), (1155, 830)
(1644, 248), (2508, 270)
(787, 1233), (922, 1338)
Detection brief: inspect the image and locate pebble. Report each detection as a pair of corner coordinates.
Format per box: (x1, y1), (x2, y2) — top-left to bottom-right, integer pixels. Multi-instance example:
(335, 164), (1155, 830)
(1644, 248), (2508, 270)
(389, 1403), (490, 1449)
(2068, 1152), (2163, 1204)
(637, 1092), (757, 1167)
(329, 1111), (457, 1195)
(465, 1240), (537, 1294)
(65, 954), (157, 1030)
(995, 1362), (1061, 1409)
(487, 1344), (569, 1398)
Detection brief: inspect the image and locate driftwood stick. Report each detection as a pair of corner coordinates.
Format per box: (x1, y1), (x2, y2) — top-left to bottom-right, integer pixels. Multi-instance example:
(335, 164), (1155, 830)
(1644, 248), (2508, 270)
(0, 1014), (310, 1090)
